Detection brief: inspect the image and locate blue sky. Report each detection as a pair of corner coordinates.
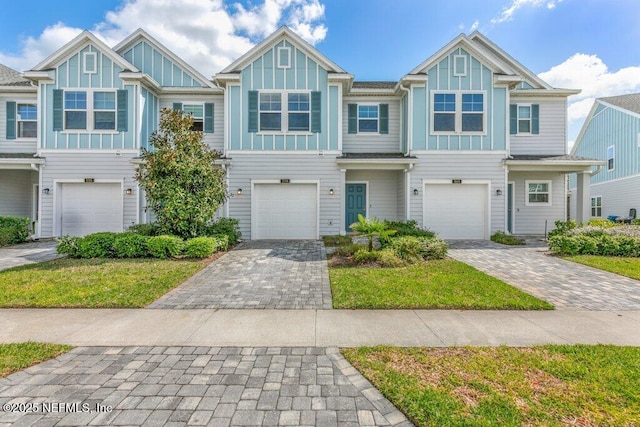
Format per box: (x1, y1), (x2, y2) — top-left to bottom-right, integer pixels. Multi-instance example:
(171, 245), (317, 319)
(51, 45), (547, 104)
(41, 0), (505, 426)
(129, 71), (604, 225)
(1, 0), (639, 145)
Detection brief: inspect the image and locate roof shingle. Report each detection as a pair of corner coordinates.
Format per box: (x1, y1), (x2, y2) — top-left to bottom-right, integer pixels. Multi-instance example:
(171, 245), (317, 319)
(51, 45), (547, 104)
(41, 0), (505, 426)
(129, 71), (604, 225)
(0, 63), (31, 86)
(600, 93), (640, 115)
(351, 81), (396, 89)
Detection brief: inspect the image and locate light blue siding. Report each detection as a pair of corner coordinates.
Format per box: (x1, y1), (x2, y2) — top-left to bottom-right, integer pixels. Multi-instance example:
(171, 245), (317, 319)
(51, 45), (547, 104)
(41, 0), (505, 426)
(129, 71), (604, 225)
(140, 87), (158, 150)
(329, 86), (339, 150)
(401, 94), (408, 153)
(229, 86), (241, 150)
(412, 86), (427, 150)
(122, 41), (202, 87)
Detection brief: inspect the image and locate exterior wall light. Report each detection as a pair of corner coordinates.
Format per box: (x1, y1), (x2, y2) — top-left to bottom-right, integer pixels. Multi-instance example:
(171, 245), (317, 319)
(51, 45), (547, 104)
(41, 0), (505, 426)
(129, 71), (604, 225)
(237, 188), (243, 195)
(329, 188), (334, 195)
(496, 189), (503, 196)
(125, 188), (133, 195)
(413, 188), (419, 196)
(42, 188), (50, 195)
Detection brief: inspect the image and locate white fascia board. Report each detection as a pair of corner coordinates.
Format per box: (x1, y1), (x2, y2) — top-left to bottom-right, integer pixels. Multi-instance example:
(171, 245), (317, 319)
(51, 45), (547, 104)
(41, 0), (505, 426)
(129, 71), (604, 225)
(510, 88), (581, 97)
(0, 85), (37, 92)
(159, 86), (224, 95)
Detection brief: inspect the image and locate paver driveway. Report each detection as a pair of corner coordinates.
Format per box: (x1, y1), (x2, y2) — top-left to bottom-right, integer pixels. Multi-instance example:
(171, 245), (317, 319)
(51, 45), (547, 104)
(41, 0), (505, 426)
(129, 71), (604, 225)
(448, 240), (640, 310)
(0, 346), (410, 426)
(0, 240), (61, 271)
(148, 240), (332, 310)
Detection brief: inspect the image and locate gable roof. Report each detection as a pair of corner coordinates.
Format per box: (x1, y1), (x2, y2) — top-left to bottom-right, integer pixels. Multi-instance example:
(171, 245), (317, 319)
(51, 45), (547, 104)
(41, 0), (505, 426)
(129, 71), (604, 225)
(352, 81), (396, 89)
(219, 26), (347, 75)
(113, 28), (215, 88)
(31, 30), (137, 72)
(599, 93), (640, 115)
(0, 63), (31, 86)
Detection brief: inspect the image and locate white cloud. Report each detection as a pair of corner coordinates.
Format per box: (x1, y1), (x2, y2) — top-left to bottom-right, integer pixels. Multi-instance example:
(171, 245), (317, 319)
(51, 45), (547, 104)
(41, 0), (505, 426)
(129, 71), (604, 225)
(491, 0), (563, 24)
(0, 0), (327, 77)
(470, 20), (480, 32)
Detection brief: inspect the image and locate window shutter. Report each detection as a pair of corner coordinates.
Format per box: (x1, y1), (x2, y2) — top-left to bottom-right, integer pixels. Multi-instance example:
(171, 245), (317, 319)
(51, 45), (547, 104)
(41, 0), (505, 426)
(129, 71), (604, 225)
(53, 89), (63, 131)
(117, 90), (128, 132)
(348, 104), (357, 134)
(248, 91), (258, 133)
(204, 102), (214, 133)
(172, 102), (183, 111)
(509, 104), (517, 135)
(311, 91), (321, 133)
(6, 101), (16, 139)
(531, 104), (539, 134)
(379, 104), (389, 134)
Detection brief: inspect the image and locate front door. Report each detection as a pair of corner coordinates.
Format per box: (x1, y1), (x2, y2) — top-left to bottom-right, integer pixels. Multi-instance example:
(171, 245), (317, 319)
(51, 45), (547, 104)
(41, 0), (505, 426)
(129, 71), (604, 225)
(345, 183), (366, 232)
(507, 182), (514, 233)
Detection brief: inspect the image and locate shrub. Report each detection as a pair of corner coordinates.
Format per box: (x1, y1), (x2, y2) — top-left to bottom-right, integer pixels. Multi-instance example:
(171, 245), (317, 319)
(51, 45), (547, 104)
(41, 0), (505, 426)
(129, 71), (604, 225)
(113, 233), (150, 258)
(128, 223), (161, 236)
(548, 220), (577, 238)
(377, 248), (405, 267)
(210, 234), (229, 252)
(184, 237), (217, 258)
(146, 235), (184, 258)
(353, 248), (381, 265)
(323, 235), (353, 247)
(421, 238), (448, 260)
(588, 218), (615, 228)
(333, 243), (367, 258)
(350, 214), (396, 251)
(490, 231), (525, 245)
(56, 235), (80, 257)
(382, 220), (435, 242)
(389, 236), (423, 263)
(631, 219), (640, 226)
(77, 232), (119, 258)
(203, 217), (241, 243)
(0, 216), (30, 246)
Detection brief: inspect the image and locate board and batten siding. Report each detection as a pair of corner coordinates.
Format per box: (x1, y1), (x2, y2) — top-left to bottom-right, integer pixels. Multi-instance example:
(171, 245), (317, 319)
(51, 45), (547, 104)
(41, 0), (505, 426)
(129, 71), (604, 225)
(509, 96), (567, 156)
(411, 47), (507, 152)
(159, 95), (224, 152)
(42, 43), (135, 150)
(342, 97), (401, 153)
(39, 152), (138, 237)
(1, 92), (38, 153)
(140, 87), (158, 150)
(227, 153), (341, 239)
(228, 39), (337, 152)
(409, 152), (506, 234)
(346, 170), (404, 221)
(0, 170), (38, 218)
(121, 41), (202, 87)
(510, 171), (565, 235)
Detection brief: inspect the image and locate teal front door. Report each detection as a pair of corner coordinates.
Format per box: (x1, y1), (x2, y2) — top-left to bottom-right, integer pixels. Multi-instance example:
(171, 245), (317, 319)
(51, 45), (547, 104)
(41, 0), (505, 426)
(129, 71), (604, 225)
(346, 183), (366, 231)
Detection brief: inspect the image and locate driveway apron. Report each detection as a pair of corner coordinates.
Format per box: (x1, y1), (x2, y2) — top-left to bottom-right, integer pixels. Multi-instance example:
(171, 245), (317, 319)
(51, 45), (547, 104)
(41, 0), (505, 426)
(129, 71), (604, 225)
(148, 240), (332, 310)
(448, 240), (640, 310)
(0, 240), (61, 271)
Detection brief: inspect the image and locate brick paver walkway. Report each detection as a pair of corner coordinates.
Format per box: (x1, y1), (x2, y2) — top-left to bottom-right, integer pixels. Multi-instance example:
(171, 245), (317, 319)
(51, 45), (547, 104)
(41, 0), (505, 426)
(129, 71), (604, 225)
(0, 346), (410, 426)
(0, 240), (61, 271)
(448, 240), (640, 310)
(148, 241), (332, 310)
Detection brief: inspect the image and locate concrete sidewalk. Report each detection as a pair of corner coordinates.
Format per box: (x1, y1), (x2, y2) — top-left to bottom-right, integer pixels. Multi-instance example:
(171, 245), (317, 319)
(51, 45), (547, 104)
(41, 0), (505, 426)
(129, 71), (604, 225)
(2, 309), (639, 347)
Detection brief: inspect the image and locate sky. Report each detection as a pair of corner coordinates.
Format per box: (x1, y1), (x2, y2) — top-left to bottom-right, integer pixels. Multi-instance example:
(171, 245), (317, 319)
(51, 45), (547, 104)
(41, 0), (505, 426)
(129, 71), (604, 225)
(1, 0), (639, 147)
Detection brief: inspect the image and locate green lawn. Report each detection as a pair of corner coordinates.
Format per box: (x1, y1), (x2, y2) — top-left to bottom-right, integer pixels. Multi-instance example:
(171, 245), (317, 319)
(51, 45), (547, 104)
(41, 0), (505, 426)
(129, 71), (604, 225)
(1, 343), (72, 377)
(343, 345), (640, 427)
(564, 255), (640, 280)
(330, 259), (552, 309)
(0, 258), (208, 307)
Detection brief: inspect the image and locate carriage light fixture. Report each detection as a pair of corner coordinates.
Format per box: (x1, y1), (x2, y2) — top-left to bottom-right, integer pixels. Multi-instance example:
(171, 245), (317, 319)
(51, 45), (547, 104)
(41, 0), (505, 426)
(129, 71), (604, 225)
(329, 188), (334, 195)
(237, 188), (243, 195)
(125, 188), (133, 195)
(413, 188), (419, 196)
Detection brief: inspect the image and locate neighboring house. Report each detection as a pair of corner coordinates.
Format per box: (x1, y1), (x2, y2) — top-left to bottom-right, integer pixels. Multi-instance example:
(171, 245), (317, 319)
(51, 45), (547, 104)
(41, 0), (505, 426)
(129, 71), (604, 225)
(569, 93), (640, 221)
(0, 26), (601, 239)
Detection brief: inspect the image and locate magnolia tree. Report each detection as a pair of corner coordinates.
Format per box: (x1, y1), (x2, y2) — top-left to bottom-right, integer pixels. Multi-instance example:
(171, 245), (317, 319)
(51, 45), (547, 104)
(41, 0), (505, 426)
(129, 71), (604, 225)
(136, 108), (226, 238)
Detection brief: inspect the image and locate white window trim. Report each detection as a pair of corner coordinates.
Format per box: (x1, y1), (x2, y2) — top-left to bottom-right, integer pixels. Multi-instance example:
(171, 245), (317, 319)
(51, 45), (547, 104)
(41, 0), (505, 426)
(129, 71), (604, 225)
(182, 102), (205, 130)
(525, 180), (552, 206)
(277, 47), (291, 69)
(93, 92), (117, 131)
(516, 103), (532, 136)
(257, 90), (312, 135)
(607, 144), (615, 171)
(430, 90), (487, 136)
(453, 55), (467, 77)
(62, 89), (119, 134)
(356, 103), (380, 135)
(83, 52), (97, 74)
(15, 101), (38, 141)
(591, 195), (603, 218)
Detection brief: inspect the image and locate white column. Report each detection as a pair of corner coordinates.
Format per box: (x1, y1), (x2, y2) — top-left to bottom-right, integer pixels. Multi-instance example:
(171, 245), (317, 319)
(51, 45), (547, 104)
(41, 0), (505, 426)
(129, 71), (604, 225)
(575, 171), (591, 224)
(339, 168), (346, 236)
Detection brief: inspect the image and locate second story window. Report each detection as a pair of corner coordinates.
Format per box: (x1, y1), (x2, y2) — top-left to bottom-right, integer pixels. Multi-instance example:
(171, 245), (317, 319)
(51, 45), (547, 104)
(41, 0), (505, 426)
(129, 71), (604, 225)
(54, 89), (127, 133)
(64, 91), (87, 130)
(249, 90), (320, 134)
(358, 105), (379, 133)
(93, 92), (116, 130)
(510, 103), (539, 135)
(183, 104), (204, 132)
(607, 145), (615, 171)
(17, 104), (37, 138)
(517, 105), (531, 133)
(432, 91), (485, 134)
(433, 93), (456, 132)
(288, 93), (310, 132)
(259, 93), (282, 131)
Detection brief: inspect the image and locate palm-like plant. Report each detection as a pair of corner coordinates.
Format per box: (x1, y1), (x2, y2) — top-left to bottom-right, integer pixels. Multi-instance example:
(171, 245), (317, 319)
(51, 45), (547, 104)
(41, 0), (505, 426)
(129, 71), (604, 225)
(349, 214), (397, 251)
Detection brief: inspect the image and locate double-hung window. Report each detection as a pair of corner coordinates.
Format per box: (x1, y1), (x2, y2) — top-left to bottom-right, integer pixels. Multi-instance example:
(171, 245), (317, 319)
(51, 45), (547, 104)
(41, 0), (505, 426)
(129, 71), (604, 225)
(517, 105), (531, 133)
(358, 105), (379, 133)
(183, 104), (204, 132)
(258, 92), (311, 132)
(526, 180), (551, 206)
(64, 91), (87, 130)
(93, 92), (116, 130)
(607, 145), (615, 171)
(288, 93), (310, 132)
(591, 196), (602, 217)
(259, 93), (282, 131)
(432, 92), (484, 133)
(17, 104), (37, 138)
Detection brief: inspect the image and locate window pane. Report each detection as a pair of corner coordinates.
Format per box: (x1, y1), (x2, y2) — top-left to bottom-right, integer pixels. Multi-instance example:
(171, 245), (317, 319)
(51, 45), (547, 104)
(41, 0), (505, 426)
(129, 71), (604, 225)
(191, 120), (203, 132)
(358, 105), (378, 118)
(94, 92), (115, 109)
(260, 93), (281, 111)
(462, 113), (483, 131)
(434, 113), (455, 131)
(518, 119), (530, 133)
(17, 104), (37, 120)
(518, 105), (531, 118)
(462, 93), (483, 111)
(260, 113), (281, 131)
(358, 119), (378, 132)
(434, 94), (455, 112)
(183, 104), (204, 118)
(288, 93), (309, 112)
(18, 121), (37, 138)
(529, 193), (549, 203)
(65, 111), (86, 129)
(65, 91), (86, 109)
(94, 111), (115, 130)
(288, 113), (309, 131)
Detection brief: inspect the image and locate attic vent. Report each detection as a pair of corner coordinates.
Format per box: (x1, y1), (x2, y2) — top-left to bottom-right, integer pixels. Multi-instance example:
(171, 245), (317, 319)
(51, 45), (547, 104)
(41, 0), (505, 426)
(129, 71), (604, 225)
(83, 52), (97, 74)
(277, 47), (291, 69)
(453, 55), (467, 77)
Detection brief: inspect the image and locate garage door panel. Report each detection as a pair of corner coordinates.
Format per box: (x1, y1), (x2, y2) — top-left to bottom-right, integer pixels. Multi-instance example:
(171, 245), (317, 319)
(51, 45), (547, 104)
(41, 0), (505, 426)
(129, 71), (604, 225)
(253, 184), (317, 239)
(424, 184), (487, 240)
(61, 183), (123, 237)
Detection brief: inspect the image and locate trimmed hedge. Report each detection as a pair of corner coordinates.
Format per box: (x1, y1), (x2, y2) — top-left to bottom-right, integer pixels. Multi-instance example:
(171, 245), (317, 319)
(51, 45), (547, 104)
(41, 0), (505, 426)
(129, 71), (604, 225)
(548, 223), (640, 256)
(77, 232), (118, 258)
(147, 235), (185, 258)
(202, 218), (241, 243)
(389, 236), (448, 262)
(113, 233), (150, 258)
(184, 237), (216, 258)
(0, 216), (30, 246)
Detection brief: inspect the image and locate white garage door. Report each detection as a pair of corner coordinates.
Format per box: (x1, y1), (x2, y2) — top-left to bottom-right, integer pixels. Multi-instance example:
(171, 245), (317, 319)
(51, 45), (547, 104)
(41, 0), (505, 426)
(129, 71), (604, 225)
(61, 183), (123, 237)
(253, 183), (317, 239)
(424, 184), (488, 239)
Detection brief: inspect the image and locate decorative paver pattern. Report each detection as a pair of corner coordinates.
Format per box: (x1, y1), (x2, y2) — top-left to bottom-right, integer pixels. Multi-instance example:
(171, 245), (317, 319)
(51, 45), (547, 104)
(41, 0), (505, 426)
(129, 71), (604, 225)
(448, 240), (640, 310)
(0, 240), (61, 271)
(0, 347), (411, 426)
(148, 240), (332, 310)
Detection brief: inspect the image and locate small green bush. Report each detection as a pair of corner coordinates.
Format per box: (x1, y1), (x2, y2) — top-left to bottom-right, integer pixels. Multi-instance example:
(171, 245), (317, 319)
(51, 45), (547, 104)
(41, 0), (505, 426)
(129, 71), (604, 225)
(588, 218), (615, 228)
(323, 235), (353, 247)
(377, 248), (405, 267)
(353, 248), (381, 265)
(333, 243), (367, 258)
(56, 235), (80, 257)
(210, 234), (229, 251)
(548, 220), (577, 238)
(203, 218), (241, 243)
(128, 223), (161, 236)
(184, 237), (217, 258)
(76, 232), (119, 258)
(389, 236), (423, 263)
(382, 220), (435, 242)
(0, 216), (30, 246)
(113, 233), (149, 258)
(147, 235), (184, 258)
(631, 219), (640, 226)
(421, 238), (448, 260)
(490, 231), (525, 245)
